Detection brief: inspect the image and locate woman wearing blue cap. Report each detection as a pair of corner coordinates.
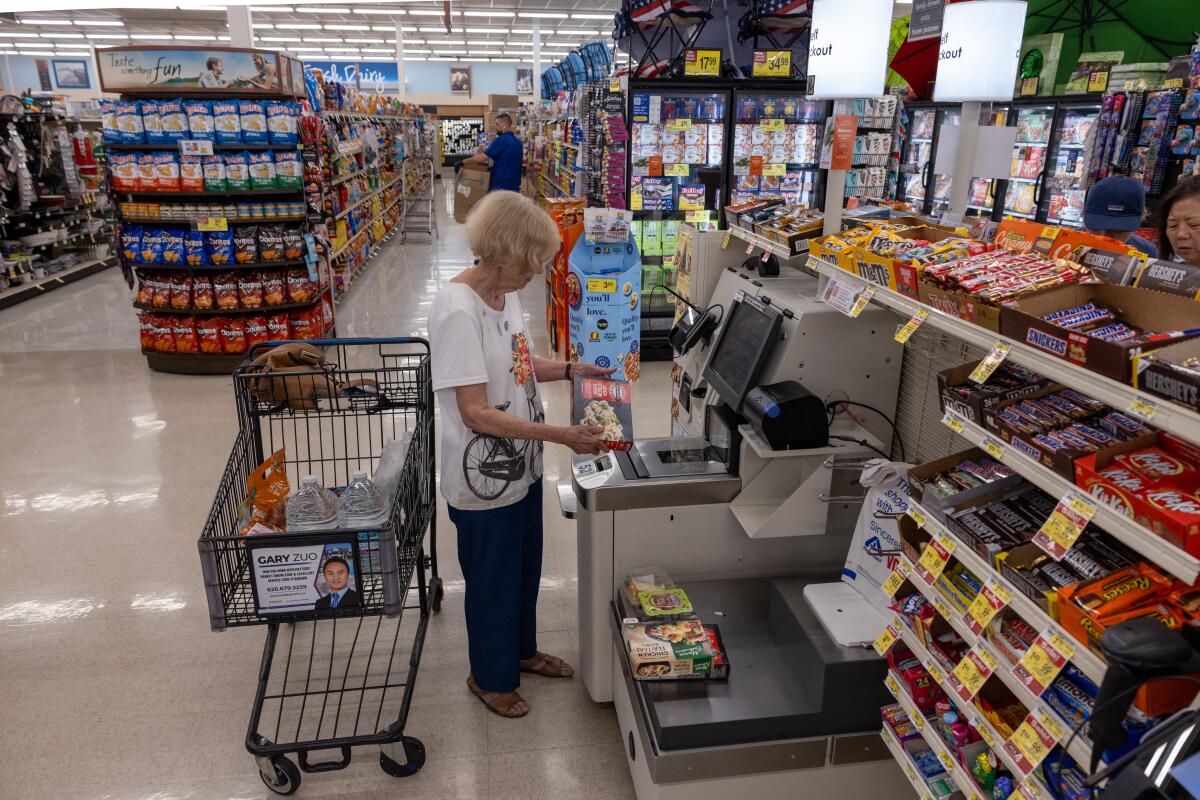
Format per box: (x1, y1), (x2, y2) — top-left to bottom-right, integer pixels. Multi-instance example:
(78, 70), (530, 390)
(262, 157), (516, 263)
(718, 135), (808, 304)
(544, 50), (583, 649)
(1084, 176), (1158, 258)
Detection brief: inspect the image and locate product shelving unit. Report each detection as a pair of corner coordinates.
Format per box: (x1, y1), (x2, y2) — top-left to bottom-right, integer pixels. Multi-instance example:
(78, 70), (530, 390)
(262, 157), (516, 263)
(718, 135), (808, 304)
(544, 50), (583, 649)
(883, 669), (983, 797)
(722, 220), (1200, 793)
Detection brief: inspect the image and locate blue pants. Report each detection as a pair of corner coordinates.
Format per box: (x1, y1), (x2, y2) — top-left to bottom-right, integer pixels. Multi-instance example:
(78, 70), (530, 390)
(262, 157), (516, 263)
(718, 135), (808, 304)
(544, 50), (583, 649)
(448, 481), (543, 693)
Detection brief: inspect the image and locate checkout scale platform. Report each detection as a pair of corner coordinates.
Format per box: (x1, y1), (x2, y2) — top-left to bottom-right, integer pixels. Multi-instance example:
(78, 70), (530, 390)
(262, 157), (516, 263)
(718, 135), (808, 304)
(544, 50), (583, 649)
(566, 263), (909, 798)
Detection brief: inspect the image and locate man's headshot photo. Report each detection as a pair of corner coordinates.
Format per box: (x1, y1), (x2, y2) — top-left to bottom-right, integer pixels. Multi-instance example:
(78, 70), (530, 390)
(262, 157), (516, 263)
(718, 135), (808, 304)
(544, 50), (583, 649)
(314, 555), (360, 610)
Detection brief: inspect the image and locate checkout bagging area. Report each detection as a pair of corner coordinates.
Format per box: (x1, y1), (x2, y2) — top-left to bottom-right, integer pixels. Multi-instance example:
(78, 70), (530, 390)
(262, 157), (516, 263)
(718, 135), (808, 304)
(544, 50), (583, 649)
(561, 230), (912, 799)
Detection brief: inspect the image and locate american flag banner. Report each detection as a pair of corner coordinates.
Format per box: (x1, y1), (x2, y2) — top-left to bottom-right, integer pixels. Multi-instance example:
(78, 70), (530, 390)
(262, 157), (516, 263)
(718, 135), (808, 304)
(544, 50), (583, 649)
(755, 0), (810, 32)
(625, 0), (704, 28)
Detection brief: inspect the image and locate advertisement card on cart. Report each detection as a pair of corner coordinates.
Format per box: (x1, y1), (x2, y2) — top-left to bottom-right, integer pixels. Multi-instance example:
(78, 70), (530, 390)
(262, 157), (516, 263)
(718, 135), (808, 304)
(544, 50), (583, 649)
(249, 537), (362, 618)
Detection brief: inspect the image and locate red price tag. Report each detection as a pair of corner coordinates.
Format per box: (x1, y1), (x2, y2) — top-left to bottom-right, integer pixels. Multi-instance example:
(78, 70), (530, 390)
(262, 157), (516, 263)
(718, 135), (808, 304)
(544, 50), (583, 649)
(1012, 631), (1075, 695)
(1006, 710), (1065, 777)
(961, 580), (1013, 637)
(913, 534), (955, 585)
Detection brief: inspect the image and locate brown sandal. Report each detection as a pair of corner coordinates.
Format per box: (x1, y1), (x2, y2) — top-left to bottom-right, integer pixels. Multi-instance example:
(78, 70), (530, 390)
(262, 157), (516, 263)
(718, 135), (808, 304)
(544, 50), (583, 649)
(520, 652), (575, 678)
(467, 676), (529, 718)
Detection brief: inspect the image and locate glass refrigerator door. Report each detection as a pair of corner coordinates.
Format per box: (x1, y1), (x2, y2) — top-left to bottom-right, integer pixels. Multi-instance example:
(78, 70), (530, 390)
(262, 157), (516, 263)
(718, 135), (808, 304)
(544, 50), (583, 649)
(1004, 104), (1055, 220)
(900, 107), (936, 209)
(965, 107), (1011, 217)
(629, 90), (729, 342)
(930, 108), (961, 214)
(730, 91), (825, 208)
(1043, 103), (1100, 227)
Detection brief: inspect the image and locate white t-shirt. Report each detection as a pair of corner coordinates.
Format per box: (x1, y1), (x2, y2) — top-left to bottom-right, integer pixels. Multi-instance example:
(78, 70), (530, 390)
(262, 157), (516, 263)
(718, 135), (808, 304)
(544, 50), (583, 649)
(429, 283), (545, 510)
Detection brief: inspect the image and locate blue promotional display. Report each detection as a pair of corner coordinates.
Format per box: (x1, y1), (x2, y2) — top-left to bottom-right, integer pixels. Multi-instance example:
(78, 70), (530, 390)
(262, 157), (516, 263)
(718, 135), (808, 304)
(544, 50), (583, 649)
(567, 236), (642, 382)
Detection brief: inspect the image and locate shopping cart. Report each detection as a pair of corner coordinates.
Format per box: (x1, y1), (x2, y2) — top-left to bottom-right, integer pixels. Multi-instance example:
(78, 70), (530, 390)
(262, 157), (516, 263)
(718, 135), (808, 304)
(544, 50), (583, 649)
(198, 337), (442, 795)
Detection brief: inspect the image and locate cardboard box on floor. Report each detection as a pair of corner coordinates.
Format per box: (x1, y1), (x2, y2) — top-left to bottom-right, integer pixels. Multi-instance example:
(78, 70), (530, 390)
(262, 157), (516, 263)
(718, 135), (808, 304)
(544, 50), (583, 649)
(454, 165), (490, 223)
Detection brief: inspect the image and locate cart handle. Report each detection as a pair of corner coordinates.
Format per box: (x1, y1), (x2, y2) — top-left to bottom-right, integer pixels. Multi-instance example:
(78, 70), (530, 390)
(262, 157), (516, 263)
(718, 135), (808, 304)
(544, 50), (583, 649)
(242, 336), (431, 360)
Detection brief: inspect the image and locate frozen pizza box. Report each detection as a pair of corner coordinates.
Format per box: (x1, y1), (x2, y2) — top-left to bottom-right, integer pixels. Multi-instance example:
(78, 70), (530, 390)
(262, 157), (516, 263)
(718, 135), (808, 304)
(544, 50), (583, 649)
(571, 376), (634, 451)
(622, 618), (714, 680)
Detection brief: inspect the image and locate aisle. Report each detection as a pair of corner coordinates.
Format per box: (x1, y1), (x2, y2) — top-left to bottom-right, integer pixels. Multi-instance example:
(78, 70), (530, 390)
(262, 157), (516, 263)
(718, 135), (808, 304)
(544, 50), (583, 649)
(0, 190), (667, 799)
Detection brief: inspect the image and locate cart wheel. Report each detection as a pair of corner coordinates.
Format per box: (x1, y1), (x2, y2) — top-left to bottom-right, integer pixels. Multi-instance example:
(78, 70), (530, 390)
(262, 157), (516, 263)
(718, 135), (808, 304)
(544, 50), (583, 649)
(380, 737), (426, 777)
(259, 756), (301, 795)
(431, 578), (444, 613)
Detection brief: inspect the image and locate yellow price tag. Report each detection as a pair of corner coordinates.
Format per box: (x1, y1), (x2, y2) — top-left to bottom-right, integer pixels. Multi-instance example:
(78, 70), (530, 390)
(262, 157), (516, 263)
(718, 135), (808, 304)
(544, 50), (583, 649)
(885, 674), (901, 695)
(873, 622), (901, 656)
(894, 308), (929, 344)
(683, 48), (721, 77)
(938, 750), (957, 773)
(1010, 710), (1063, 774)
(610, 78), (621, 93)
(195, 216), (228, 232)
(980, 435), (1005, 460)
(932, 595), (953, 623)
(848, 286), (876, 318)
(667, 118), (693, 130)
(586, 278), (616, 293)
(915, 534), (955, 585)
(762, 162), (787, 176)
(760, 118), (785, 132)
(969, 342), (1012, 384)
(1127, 396), (1159, 421)
(962, 580), (1013, 637)
(950, 647), (998, 701)
(925, 660), (946, 687)
(1087, 70), (1110, 93)
(664, 163), (690, 177)
(752, 49), (791, 78)
(942, 411), (965, 434)
(912, 711), (926, 731)
(906, 505), (926, 528)
(1032, 492), (1097, 560)
(722, 233), (731, 250)
(882, 563), (909, 598)
(1013, 632), (1074, 695)
(977, 720), (997, 748)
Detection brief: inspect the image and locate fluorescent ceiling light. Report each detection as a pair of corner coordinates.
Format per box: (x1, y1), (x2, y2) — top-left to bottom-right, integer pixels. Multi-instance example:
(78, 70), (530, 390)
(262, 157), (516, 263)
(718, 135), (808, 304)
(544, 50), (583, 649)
(436, 39), (465, 44)
(262, 36), (302, 41)
(296, 6), (350, 12)
(518, 12), (567, 18)
(130, 33), (171, 39)
(0, 32), (41, 38)
(352, 8), (408, 14)
(373, 24), (401, 30)
(42, 32), (84, 37)
(19, 50), (58, 55)
(417, 26), (445, 32)
(349, 37), (387, 42)
(250, 5), (294, 10)
(408, 9), (453, 15)
(462, 10), (513, 16)
(491, 57), (518, 62)
(360, 56), (392, 61)
(77, 19), (124, 26)
(252, 22), (274, 28)
(20, 19), (73, 25)
(55, 43), (92, 48)
(175, 34), (216, 40)
(400, 26), (420, 31)
(303, 36), (342, 41)
(571, 13), (612, 19)
(217, 35), (230, 40)
(289, 23), (323, 29)
(545, 41), (575, 47)
(470, 50), (503, 56)
(510, 27), (532, 33)
(323, 46), (360, 51)
(86, 33), (127, 39)
(325, 24), (370, 30)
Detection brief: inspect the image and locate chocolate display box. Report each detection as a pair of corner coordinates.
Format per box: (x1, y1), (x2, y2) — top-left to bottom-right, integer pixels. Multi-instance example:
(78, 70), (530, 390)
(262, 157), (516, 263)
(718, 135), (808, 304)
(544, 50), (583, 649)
(1133, 338), (1200, 412)
(937, 363), (1054, 425)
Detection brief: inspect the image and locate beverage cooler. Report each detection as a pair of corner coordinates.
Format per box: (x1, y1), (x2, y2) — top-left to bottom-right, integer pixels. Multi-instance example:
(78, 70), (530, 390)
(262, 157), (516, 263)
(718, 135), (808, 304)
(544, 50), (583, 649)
(896, 96), (1102, 225)
(729, 88), (826, 209)
(628, 80), (731, 361)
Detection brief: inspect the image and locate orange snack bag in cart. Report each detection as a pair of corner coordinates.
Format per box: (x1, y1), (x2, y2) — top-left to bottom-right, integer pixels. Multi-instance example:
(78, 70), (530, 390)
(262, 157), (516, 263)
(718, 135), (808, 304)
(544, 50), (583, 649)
(238, 447), (290, 534)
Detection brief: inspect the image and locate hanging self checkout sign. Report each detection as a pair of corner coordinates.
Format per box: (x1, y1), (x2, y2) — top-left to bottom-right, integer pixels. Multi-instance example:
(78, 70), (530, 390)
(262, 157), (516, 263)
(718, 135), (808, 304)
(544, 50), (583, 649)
(752, 50), (791, 78)
(683, 48), (721, 77)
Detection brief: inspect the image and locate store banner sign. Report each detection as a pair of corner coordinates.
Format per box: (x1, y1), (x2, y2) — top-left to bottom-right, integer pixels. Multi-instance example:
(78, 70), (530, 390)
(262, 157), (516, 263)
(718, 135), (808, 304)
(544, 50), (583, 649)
(97, 47), (290, 94)
(933, 1), (1029, 102)
(807, 0), (892, 99)
(305, 61), (400, 94)
(567, 236), (642, 382)
(249, 539), (361, 616)
(908, 0), (945, 42)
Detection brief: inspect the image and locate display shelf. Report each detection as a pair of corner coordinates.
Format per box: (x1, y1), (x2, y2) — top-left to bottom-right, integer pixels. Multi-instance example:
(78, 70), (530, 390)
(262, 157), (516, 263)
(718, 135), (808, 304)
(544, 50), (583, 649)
(1008, 177), (1040, 184)
(905, 496), (1109, 685)
(138, 258), (307, 272)
(892, 623), (1055, 800)
(330, 226), (371, 261)
(116, 189), (305, 199)
(800, 255), (1200, 448)
(897, 552), (1094, 770)
(333, 175), (401, 221)
(134, 298), (320, 316)
(1006, 210), (1036, 219)
(878, 723), (944, 799)
(938, 411), (1200, 584)
(104, 142), (299, 151)
(118, 215), (305, 225)
(141, 350), (249, 374)
(0, 256), (115, 311)
(882, 670), (980, 797)
(1015, 142), (1050, 147)
(331, 167), (369, 187)
(17, 229), (101, 250)
(911, 137), (933, 144)
(726, 224), (810, 264)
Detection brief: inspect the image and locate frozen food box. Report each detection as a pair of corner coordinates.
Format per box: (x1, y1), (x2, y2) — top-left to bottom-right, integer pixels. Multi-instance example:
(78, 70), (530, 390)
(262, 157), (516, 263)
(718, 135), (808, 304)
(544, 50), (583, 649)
(571, 375), (634, 451)
(622, 618), (714, 680)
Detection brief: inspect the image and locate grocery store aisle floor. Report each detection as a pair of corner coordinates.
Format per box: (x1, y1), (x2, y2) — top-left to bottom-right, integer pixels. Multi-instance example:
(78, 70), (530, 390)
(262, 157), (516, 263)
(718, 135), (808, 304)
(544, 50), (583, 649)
(0, 185), (665, 799)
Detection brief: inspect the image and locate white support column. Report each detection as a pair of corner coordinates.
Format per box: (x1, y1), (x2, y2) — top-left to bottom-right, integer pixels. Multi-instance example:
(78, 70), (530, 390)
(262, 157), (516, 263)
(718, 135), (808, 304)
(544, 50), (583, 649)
(394, 23), (406, 100)
(822, 169), (847, 235)
(227, 5), (254, 49)
(946, 100), (982, 222)
(532, 19), (541, 102)
(2, 54), (14, 95)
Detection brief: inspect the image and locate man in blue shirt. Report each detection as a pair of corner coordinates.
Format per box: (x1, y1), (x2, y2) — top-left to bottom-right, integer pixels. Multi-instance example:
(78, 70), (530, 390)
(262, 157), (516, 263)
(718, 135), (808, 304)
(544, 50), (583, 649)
(1084, 175), (1159, 258)
(463, 113), (523, 193)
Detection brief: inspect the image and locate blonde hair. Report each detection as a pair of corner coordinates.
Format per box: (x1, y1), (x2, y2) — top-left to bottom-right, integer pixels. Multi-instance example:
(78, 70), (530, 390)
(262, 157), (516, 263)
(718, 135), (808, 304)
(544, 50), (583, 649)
(466, 190), (560, 280)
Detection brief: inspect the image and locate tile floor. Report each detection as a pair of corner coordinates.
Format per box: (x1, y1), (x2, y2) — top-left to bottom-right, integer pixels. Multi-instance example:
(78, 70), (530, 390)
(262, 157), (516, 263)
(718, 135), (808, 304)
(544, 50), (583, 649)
(0, 186), (671, 799)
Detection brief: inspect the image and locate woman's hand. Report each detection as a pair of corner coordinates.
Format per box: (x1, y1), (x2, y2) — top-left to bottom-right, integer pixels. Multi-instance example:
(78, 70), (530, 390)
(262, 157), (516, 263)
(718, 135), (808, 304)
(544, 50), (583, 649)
(571, 363), (617, 378)
(558, 424), (608, 455)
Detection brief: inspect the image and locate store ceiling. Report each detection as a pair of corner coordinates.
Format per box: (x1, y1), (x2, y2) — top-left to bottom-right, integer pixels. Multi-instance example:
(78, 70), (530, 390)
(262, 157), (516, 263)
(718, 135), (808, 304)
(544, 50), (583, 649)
(0, 0), (624, 64)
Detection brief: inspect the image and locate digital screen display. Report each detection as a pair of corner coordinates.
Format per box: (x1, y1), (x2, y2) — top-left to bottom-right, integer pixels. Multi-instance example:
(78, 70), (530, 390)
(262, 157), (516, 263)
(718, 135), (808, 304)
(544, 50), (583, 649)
(704, 297), (780, 406)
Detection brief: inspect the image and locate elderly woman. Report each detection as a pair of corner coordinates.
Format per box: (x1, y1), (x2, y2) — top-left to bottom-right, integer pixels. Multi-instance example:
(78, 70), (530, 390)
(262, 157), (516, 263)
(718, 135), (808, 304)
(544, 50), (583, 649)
(429, 190), (610, 718)
(1158, 176), (1200, 265)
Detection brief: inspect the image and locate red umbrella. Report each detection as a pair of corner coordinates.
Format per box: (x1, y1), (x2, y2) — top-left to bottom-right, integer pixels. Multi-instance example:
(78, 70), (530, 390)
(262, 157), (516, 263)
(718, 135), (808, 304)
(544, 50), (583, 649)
(888, 0), (972, 100)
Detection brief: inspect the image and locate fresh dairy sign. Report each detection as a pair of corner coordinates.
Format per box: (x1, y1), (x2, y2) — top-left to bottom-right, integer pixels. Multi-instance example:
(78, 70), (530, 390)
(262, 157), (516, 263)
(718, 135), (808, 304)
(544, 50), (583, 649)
(933, 1), (1028, 102)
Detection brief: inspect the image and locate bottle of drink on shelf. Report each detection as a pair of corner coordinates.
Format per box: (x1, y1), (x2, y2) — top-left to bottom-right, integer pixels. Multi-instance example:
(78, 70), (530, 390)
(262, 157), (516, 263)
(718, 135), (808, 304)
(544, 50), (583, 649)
(285, 475), (339, 531)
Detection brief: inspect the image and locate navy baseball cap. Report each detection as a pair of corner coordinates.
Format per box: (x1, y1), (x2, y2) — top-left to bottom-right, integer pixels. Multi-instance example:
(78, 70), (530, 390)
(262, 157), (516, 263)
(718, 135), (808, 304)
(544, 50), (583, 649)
(1085, 176), (1147, 232)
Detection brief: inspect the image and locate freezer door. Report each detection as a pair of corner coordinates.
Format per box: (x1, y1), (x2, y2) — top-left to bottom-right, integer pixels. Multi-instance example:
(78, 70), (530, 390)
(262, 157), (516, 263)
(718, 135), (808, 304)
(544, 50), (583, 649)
(1041, 103), (1101, 228)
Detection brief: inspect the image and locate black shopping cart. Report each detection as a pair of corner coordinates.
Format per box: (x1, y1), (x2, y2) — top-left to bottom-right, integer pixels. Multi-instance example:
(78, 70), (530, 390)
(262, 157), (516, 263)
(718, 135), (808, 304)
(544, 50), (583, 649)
(198, 337), (442, 795)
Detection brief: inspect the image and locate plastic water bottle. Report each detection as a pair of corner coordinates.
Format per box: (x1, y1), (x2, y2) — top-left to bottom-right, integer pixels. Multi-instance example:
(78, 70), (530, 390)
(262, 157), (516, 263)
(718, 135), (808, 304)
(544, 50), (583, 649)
(286, 475), (339, 531)
(339, 470), (389, 528)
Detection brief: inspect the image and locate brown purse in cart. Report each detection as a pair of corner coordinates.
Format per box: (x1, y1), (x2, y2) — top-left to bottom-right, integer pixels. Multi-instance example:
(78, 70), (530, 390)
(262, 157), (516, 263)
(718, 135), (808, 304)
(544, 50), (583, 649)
(242, 342), (379, 411)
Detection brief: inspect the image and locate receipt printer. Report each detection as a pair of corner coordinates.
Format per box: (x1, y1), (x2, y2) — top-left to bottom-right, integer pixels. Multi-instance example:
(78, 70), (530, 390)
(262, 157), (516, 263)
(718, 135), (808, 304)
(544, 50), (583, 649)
(743, 380), (829, 450)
